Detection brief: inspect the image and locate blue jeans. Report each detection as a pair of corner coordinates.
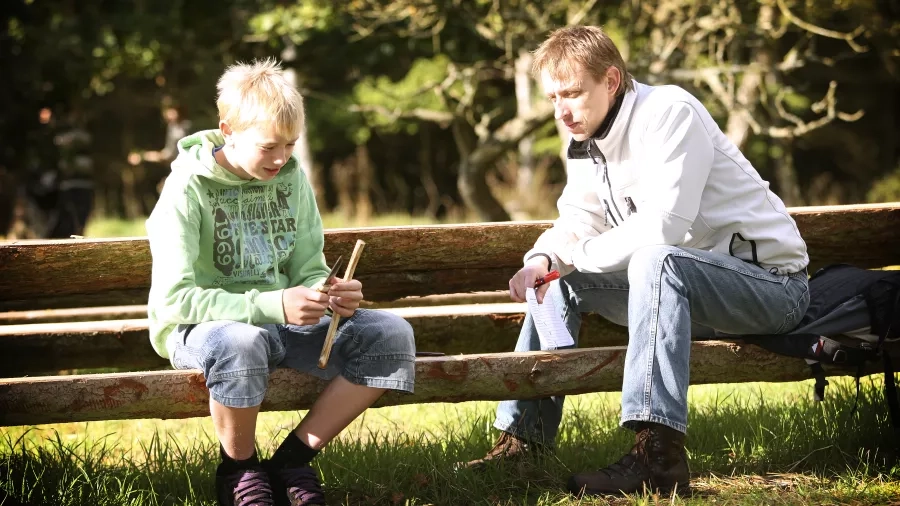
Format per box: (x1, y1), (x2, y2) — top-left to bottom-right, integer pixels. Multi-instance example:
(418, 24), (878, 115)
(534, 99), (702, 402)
(166, 309), (416, 408)
(495, 245), (810, 444)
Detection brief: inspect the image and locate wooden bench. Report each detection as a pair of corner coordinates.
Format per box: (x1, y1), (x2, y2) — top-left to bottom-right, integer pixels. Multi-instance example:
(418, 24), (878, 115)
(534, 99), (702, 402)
(1, 203), (898, 427)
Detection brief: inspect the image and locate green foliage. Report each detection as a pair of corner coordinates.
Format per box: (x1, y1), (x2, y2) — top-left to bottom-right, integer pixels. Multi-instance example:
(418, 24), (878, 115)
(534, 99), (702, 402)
(868, 168), (900, 203)
(353, 55), (455, 132)
(249, 1), (337, 45)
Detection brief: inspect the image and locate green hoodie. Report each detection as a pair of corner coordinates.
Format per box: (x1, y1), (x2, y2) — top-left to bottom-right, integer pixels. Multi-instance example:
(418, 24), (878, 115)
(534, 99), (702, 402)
(146, 129), (329, 359)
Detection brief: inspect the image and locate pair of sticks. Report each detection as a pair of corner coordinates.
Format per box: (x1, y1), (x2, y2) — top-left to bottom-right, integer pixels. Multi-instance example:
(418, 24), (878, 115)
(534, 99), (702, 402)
(316, 239), (366, 369)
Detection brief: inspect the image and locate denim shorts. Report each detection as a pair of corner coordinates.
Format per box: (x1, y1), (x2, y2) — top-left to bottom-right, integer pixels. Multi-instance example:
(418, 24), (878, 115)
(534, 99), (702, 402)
(165, 309), (416, 408)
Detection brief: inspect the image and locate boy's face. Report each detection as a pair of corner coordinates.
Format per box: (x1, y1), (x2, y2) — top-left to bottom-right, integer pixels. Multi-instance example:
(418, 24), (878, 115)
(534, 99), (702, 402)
(542, 65), (620, 142)
(220, 123), (298, 181)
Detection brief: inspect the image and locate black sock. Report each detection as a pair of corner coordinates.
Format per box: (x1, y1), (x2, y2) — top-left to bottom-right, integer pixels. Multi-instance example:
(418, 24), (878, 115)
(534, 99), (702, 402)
(218, 444), (260, 475)
(269, 433), (320, 469)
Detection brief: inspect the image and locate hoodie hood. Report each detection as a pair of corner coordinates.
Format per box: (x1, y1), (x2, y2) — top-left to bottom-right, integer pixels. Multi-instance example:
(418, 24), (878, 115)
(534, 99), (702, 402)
(171, 129), (298, 186)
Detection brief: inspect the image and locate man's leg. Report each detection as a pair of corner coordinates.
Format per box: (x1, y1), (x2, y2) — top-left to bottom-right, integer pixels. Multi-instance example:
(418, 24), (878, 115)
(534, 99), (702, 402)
(462, 269), (630, 469)
(570, 245), (809, 496)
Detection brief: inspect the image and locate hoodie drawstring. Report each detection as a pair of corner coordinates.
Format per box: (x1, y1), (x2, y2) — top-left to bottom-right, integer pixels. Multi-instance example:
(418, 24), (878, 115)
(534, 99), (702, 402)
(266, 185), (278, 285)
(238, 186), (245, 269)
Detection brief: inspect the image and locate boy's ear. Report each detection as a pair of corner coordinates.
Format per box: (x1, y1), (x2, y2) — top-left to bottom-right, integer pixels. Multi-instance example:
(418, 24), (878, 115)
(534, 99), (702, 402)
(219, 120), (233, 138)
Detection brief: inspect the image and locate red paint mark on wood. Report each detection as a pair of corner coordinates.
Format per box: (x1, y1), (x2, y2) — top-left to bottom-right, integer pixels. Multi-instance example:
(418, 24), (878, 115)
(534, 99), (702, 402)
(503, 379), (519, 392)
(422, 361), (469, 381)
(577, 351), (622, 381)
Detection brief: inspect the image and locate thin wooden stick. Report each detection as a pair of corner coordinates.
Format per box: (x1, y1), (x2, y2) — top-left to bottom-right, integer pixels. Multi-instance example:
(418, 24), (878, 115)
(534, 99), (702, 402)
(318, 239), (366, 369)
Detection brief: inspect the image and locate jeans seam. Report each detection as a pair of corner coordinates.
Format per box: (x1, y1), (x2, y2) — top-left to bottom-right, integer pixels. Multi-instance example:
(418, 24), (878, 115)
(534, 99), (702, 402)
(643, 251), (665, 419)
(671, 250), (786, 284)
(207, 366), (271, 382)
(357, 353), (416, 362)
(621, 412), (686, 433)
(341, 372), (414, 393)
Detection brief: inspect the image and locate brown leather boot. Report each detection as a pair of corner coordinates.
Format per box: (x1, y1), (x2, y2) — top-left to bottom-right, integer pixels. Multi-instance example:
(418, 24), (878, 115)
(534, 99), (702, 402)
(568, 423), (690, 496)
(458, 431), (549, 471)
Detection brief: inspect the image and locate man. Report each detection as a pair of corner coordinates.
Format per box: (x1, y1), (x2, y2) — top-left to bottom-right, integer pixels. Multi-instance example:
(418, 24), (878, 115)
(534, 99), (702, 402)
(462, 26), (810, 496)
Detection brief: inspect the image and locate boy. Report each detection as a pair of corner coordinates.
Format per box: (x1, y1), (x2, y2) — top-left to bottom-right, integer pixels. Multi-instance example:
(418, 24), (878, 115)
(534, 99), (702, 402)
(147, 58), (416, 506)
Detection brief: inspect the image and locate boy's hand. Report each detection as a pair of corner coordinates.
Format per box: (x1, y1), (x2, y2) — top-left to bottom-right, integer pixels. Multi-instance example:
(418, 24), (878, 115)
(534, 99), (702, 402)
(509, 257), (550, 303)
(282, 286), (331, 326)
(327, 278), (363, 318)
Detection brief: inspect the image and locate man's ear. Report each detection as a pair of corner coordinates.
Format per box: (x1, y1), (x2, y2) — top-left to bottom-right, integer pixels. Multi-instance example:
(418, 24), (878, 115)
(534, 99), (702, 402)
(606, 67), (622, 96)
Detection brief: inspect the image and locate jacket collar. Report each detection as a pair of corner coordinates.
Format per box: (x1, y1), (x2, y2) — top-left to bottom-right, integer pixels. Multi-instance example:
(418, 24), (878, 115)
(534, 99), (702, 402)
(592, 80), (638, 153)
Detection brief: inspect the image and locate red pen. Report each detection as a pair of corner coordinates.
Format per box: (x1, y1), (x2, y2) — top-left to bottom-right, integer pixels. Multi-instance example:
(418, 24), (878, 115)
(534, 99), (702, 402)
(534, 270), (560, 288)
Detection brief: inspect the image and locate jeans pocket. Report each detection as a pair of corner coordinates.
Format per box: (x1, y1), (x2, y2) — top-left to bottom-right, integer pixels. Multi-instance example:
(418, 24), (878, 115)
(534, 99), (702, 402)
(775, 277), (811, 334)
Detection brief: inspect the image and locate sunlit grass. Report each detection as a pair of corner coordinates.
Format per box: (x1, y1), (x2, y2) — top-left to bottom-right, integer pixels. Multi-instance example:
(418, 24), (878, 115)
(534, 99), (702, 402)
(3, 376), (898, 505)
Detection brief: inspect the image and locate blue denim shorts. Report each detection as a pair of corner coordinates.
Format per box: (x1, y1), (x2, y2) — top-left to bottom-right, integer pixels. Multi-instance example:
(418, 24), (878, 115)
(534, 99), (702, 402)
(165, 309), (416, 408)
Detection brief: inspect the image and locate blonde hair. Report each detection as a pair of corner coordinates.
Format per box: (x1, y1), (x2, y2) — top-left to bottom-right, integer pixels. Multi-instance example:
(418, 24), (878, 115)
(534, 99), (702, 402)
(216, 57), (304, 139)
(533, 26), (634, 96)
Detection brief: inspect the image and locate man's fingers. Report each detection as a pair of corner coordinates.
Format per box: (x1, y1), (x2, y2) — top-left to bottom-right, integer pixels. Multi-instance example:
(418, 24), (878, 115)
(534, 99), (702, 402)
(536, 283), (551, 304)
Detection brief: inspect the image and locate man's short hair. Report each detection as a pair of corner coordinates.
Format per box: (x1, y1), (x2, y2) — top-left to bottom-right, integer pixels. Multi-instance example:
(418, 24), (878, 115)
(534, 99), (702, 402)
(216, 58), (304, 139)
(533, 26), (634, 96)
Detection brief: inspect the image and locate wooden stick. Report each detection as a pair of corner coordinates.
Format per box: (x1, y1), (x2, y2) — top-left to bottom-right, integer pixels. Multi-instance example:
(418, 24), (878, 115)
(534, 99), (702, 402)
(318, 240), (366, 369)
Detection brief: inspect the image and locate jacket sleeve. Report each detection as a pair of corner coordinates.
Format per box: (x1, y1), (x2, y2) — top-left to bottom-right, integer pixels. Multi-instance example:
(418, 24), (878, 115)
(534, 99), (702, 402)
(571, 101), (714, 273)
(146, 183), (286, 327)
(284, 171), (330, 289)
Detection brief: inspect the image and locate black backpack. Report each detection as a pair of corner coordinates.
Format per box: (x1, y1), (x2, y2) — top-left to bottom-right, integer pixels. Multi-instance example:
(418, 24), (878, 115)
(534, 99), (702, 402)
(742, 264), (900, 442)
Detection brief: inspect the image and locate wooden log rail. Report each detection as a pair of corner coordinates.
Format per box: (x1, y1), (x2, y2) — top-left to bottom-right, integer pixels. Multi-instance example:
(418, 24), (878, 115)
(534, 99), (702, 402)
(2, 203), (899, 311)
(0, 304), (633, 376)
(0, 343), (885, 427)
(0, 202), (898, 427)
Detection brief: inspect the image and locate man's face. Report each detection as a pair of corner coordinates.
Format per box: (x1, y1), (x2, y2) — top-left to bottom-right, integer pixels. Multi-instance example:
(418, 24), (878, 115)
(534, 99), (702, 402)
(221, 124), (298, 181)
(542, 66), (620, 142)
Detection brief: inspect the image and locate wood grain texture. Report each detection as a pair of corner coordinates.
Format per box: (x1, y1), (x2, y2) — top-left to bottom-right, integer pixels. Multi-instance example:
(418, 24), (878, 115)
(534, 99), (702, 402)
(2, 203), (898, 310)
(0, 305), (630, 375)
(0, 342), (882, 426)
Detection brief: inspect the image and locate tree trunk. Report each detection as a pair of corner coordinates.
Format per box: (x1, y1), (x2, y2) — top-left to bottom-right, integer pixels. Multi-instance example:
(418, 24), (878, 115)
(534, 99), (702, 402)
(515, 49), (535, 206)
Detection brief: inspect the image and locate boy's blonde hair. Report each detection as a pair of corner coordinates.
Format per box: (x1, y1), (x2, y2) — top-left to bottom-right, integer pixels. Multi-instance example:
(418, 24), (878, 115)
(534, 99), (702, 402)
(533, 26), (634, 96)
(216, 57), (304, 139)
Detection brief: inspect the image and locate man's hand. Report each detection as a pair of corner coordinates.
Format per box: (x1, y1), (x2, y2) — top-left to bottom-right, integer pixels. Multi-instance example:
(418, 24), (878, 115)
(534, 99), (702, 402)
(509, 257), (551, 303)
(282, 286), (331, 326)
(327, 278), (363, 318)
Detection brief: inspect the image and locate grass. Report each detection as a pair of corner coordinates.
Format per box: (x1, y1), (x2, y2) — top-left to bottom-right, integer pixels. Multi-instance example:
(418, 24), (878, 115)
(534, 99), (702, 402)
(2, 377), (899, 505)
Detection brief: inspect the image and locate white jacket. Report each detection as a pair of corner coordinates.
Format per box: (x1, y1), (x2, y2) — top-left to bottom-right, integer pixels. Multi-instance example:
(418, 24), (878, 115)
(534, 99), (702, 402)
(526, 81), (809, 275)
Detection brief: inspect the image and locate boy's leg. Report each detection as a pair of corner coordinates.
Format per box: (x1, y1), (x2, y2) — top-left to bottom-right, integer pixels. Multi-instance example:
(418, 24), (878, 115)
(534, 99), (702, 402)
(167, 321), (284, 505)
(569, 245), (809, 496)
(277, 309), (415, 449)
(270, 310), (414, 504)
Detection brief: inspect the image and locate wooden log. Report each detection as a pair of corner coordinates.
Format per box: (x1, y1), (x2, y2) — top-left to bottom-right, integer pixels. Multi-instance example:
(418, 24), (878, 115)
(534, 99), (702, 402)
(0, 305), (149, 325)
(0, 305), (629, 376)
(2, 203), (898, 311)
(0, 342), (882, 427)
(0, 293), (513, 323)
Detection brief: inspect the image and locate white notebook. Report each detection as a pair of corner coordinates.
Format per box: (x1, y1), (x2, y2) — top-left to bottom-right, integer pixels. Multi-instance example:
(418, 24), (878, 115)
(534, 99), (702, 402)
(525, 287), (575, 349)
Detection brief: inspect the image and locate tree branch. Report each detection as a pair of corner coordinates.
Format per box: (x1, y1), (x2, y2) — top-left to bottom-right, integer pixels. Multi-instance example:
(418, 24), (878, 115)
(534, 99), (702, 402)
(776, 0), (868, 52)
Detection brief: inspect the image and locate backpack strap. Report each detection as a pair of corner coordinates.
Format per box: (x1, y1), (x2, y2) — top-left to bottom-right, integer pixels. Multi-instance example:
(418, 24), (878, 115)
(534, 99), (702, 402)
(809, 362), (829, 402)
(883, 354), (900, 451)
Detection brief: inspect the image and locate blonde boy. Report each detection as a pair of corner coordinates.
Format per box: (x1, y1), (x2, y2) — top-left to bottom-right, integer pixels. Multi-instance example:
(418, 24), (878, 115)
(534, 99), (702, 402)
(147, 58), (415, 506)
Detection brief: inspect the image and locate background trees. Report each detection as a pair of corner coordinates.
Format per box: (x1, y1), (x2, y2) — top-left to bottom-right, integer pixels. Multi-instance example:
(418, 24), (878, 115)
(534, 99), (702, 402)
(2, 0), (898, 236)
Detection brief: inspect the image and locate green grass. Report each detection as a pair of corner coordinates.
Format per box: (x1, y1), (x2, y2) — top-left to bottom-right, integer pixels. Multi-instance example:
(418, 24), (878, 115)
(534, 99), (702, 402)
(2, 377), (899, 505)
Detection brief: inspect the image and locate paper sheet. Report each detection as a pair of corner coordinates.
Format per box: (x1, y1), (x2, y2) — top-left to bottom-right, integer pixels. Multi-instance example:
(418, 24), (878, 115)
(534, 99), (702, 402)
(525, 287), (575, 349)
